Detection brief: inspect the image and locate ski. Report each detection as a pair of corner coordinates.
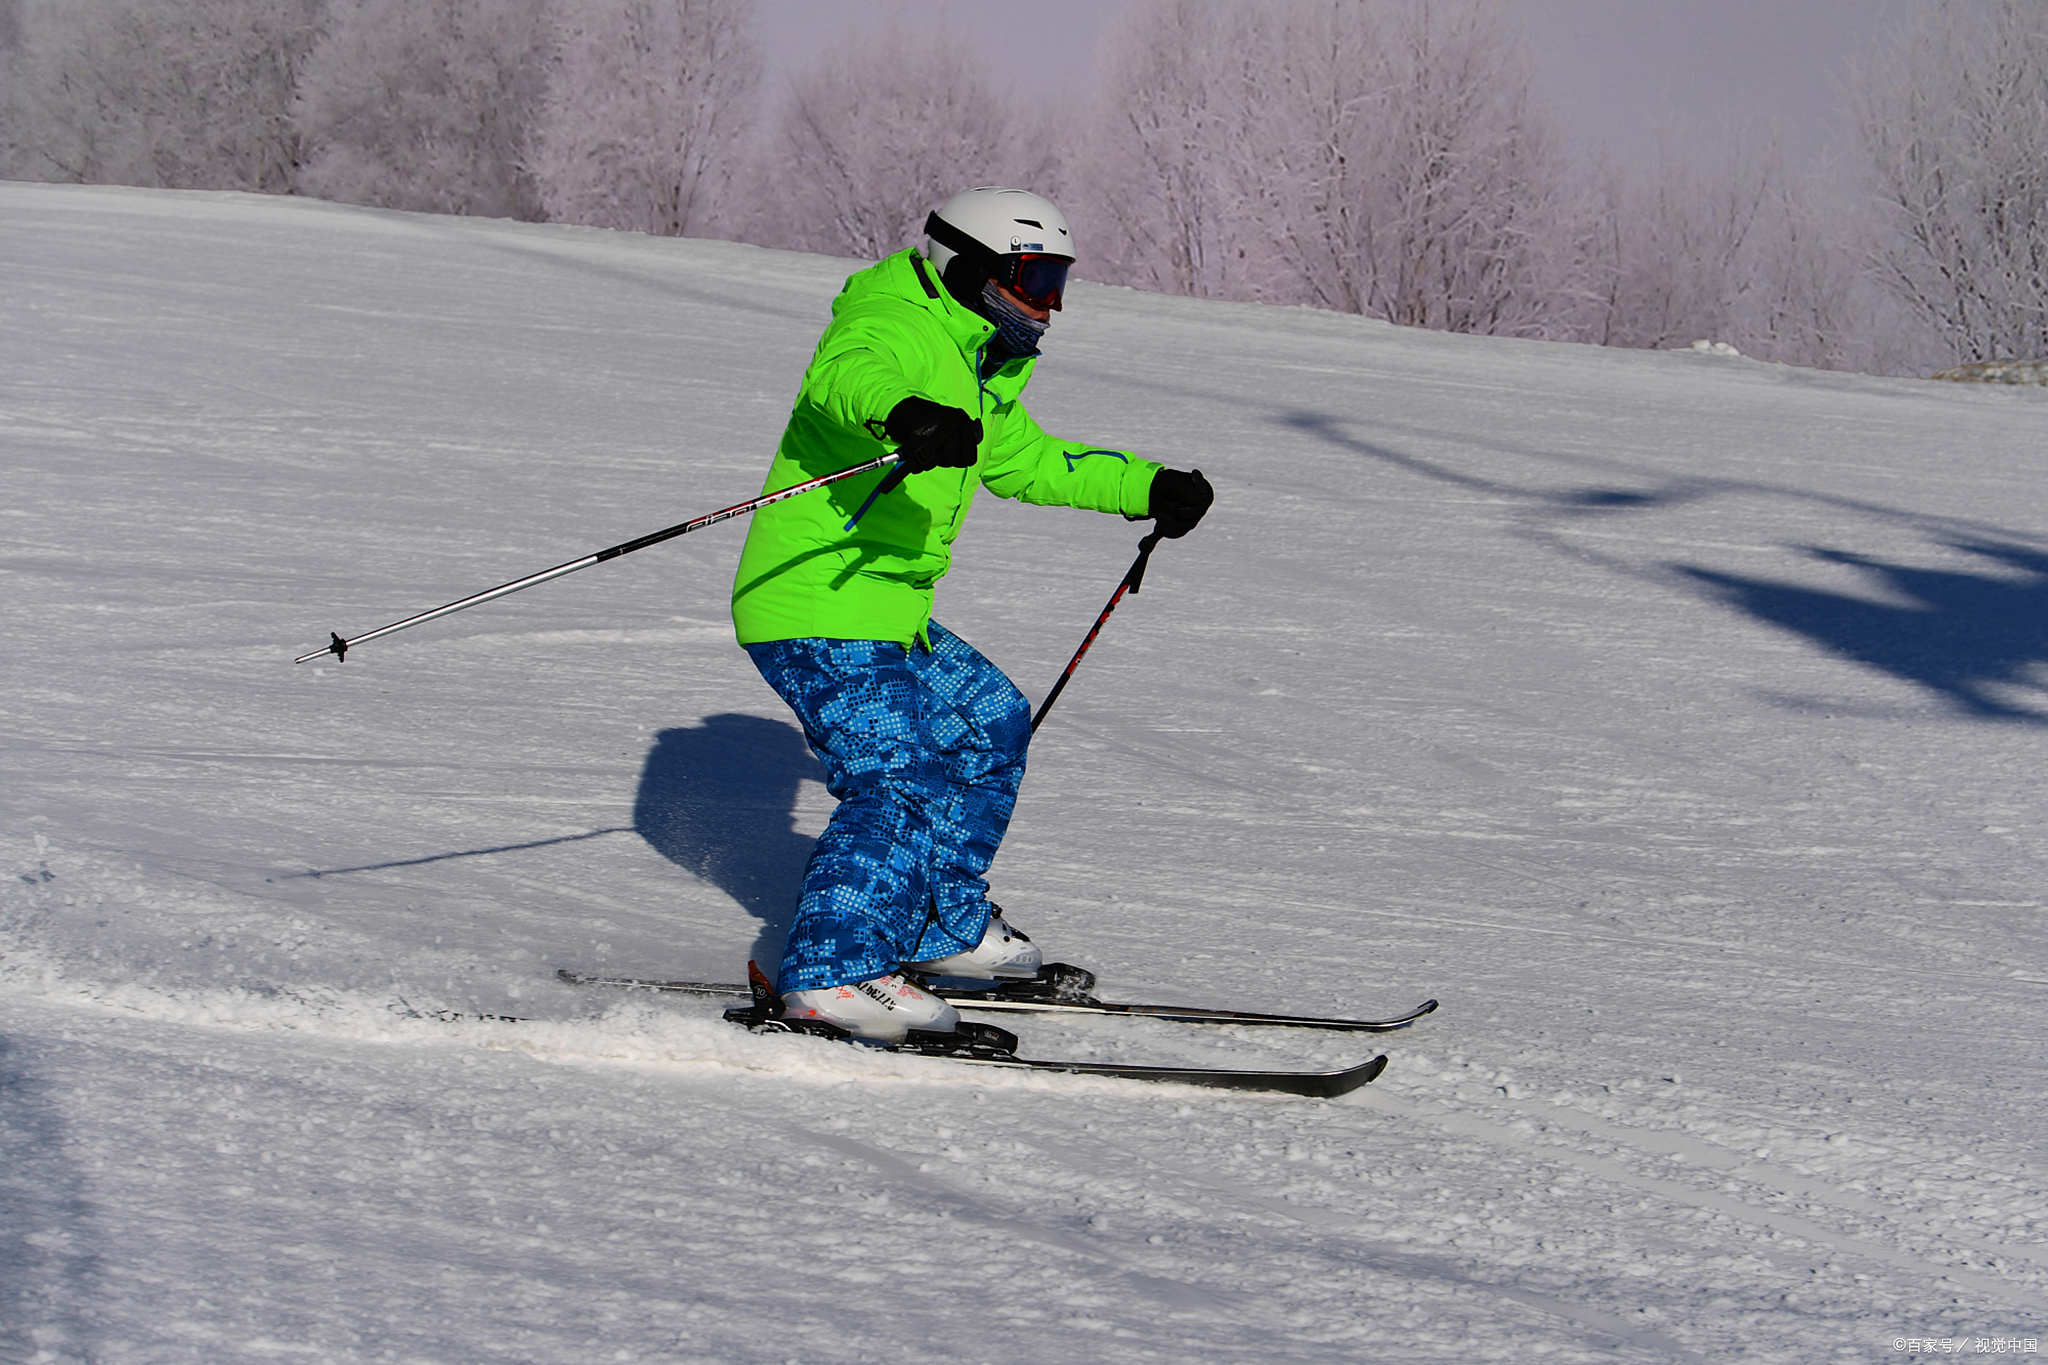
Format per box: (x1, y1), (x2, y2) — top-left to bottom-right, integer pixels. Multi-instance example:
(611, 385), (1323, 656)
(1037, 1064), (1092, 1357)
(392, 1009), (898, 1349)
(988, 1050), (1386, 1097)
(397, 998), (1385, 1096)
(747, 1019), (1387, 1096)
(556, 968), (749, 998)
(718, 966), (1388, 1098)
(917, 963), (1439, 1032)
(556, 964), (1438, 1034)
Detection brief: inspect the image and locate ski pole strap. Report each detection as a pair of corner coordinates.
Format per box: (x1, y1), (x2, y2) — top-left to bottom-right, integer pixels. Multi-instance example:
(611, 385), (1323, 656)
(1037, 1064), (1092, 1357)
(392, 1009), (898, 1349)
(1030, 530), (1162, 734)
(1125, 529), (1161, 595)
(842, 461), (911, 531)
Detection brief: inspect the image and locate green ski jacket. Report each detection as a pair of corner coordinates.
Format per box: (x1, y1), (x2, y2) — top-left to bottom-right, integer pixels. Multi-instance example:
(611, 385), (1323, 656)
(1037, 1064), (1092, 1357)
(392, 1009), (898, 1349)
(731, 249), (1161, 648)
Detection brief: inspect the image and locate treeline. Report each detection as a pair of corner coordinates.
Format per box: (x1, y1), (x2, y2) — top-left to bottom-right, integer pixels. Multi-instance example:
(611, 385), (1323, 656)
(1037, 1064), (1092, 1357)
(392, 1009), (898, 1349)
(3, 0), (2043, 375)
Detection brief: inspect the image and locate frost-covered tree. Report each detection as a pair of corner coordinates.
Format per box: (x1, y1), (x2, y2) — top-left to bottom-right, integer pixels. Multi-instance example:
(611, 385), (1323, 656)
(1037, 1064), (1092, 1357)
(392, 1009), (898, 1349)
(763, 20), (1047, 260)
(1592, 137), (1880, 371)
(0, 0), (24, 175)
(530, 0), (758, 237)
(1072, 0), (1255, 298)
(1250, 0), (1591, 334)
(1594, 133), (1783, 352)
(1850, 0), (2048, 365)
(1719, 162), (1918, 375)
(3, 0), (324, 191)
(1077, 1), (1592, 336)
(294, 0), (553, 220)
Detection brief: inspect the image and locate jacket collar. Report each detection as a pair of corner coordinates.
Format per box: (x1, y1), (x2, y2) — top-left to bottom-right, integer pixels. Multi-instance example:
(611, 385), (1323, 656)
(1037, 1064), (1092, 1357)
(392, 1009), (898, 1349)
(843, 250), (1036, 404)
(897, 249), (994, 355)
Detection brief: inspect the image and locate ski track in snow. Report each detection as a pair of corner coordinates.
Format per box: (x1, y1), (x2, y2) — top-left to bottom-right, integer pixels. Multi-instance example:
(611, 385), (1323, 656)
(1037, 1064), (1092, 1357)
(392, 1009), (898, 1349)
(5, 184), (2048, 1362)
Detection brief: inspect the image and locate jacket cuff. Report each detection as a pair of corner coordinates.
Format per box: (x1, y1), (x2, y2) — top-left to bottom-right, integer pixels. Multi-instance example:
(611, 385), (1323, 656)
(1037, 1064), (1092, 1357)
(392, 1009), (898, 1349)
(863, 387), (921, 441)
(1121, 458), (1163, 517)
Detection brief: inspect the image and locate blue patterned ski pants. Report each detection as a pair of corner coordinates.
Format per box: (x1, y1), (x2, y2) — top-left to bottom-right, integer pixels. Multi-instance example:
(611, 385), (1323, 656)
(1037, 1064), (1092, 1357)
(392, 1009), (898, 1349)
(745, 622), (1031, 993)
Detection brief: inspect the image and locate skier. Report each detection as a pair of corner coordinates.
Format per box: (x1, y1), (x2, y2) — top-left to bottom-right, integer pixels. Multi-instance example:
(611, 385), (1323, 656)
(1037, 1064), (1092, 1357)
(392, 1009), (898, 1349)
(730, 186), (1213, 1041)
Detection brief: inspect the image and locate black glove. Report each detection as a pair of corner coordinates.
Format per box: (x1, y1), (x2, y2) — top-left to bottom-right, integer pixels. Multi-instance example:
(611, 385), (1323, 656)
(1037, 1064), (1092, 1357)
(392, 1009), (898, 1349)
(883, 396), (982, 473)
(1147, 467), (1213, 538)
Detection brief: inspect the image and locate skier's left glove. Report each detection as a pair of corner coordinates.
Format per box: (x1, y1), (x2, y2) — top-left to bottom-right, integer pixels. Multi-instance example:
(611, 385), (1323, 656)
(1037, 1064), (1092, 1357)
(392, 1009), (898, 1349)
(1147, 467), (1214, 538)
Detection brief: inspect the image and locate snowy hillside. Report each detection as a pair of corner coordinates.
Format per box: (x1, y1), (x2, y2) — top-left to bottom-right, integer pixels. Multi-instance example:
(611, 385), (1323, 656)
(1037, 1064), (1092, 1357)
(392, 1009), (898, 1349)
(4, 182), (2046, 1364)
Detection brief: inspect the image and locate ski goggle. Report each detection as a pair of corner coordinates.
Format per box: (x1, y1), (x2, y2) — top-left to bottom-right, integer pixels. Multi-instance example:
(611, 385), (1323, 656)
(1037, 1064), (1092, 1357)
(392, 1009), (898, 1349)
(998, 253), (1070, 312)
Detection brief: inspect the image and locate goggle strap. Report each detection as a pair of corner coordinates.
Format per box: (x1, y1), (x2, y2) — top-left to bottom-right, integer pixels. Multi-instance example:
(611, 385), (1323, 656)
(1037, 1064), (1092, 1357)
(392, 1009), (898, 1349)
(924, 212), (992, 270)
(926, 212), (1070, 276)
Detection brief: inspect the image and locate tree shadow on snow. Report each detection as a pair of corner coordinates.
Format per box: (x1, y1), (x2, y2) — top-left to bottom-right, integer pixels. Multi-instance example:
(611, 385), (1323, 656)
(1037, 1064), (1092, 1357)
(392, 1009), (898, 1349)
(1275, 408), (2048, 725)
(632, 714), (825, 969)
(1278, 409), (1715, 514)
(1677, 542), (2048, 724)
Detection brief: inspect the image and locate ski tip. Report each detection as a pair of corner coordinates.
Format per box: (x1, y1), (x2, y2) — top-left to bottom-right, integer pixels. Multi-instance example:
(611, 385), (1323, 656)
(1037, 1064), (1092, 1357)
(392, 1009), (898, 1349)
(1319, 1053), (1389, 1098)
(1416, 999), (1439, 1017)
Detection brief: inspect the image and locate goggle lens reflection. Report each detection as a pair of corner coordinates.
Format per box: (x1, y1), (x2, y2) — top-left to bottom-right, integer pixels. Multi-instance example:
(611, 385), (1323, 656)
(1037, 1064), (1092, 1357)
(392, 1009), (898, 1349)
(1006, 253), (1069, 310)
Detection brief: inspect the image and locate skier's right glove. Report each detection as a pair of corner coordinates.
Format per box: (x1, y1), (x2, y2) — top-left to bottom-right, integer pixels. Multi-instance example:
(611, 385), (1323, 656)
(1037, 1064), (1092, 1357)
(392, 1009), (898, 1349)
(1147, 467), (1214, 538)
(883, 397), (982, 473)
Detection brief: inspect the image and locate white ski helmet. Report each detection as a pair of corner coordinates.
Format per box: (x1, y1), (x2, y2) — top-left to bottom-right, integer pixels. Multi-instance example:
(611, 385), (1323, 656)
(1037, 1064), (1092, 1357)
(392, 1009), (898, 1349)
(924, 187), (1075, 311)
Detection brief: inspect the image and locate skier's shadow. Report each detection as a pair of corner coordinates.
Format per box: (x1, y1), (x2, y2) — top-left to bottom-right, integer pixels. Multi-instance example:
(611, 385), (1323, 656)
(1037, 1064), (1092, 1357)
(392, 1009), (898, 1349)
(0, 1032), (101, 1361)
(632, 714), (825, 967)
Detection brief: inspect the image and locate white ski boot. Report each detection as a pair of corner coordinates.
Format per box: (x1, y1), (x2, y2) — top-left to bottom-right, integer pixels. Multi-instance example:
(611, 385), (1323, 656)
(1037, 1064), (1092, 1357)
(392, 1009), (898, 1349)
(907, 907), (1043, 981)
(780, 973), (961, 1043)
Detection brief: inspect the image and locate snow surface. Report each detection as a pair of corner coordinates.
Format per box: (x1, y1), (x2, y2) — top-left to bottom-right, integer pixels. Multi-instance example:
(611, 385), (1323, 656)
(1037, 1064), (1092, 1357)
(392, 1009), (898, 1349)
(4, 182), (2047, 1364)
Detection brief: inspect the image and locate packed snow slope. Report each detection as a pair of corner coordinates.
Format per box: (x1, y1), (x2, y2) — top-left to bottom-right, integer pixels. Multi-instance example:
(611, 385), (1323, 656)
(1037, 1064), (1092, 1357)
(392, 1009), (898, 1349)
(4, 183), (2046, 1364)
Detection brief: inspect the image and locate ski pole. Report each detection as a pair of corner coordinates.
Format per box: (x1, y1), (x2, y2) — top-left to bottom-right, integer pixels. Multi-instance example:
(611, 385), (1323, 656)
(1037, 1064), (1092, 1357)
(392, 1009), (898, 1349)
(295, 454), (899, 663)
(1030, 529), (1163, 734)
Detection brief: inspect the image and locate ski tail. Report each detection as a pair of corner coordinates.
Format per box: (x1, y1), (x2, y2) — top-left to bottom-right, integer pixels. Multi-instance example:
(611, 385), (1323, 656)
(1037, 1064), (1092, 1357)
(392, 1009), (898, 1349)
(746, 960), (780, 1018)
